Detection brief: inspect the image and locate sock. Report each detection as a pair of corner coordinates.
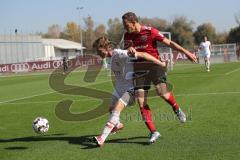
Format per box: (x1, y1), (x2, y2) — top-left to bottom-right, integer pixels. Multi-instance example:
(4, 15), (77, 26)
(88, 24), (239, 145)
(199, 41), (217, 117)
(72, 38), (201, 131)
(100, 111), (120, 142)
(164, 92), (180, 113)
(140, 104), (156, 133)
(207, 60), (210, 70)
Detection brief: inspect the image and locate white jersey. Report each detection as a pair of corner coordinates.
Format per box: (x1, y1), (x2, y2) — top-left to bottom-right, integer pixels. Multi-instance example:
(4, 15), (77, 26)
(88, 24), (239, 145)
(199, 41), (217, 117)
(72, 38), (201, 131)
(200, 41), (211, 56)
(111, 49), (136, 106)
(110, 49), (136, 106)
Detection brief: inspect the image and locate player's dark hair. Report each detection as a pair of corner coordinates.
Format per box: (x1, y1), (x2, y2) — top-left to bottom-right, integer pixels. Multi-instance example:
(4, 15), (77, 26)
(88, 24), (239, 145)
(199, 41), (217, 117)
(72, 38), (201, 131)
(122, 12), (138, 22)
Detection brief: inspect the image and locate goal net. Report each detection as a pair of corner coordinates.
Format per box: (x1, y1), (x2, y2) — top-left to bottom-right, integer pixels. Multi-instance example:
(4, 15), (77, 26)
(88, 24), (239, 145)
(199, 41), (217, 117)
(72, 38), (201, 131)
(157, 32), (173, 70)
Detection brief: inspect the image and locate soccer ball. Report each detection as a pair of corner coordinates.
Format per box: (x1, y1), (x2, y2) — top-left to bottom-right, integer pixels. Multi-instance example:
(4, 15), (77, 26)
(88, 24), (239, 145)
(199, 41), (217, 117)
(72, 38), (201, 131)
(32, 117), (49, 134)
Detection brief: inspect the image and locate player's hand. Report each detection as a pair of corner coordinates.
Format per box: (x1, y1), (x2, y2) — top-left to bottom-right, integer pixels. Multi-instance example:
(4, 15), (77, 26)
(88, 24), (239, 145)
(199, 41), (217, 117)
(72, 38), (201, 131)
(127, 47), (136, 56)
(187, 53), (198, 63)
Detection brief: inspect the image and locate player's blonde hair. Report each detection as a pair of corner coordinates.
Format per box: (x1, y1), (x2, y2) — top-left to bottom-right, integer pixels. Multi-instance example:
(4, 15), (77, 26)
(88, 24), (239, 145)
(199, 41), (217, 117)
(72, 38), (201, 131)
(92, 36), (110, 50)
(93, 36), (117, 58)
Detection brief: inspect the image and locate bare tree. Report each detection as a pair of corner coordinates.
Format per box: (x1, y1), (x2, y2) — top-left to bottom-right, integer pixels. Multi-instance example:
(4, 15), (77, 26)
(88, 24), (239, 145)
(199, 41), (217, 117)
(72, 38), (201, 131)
(83, 16), (95, 51)
(234, 11), (240, 26)
(44, 24), (61, 38)
(95, 24), (106, 38)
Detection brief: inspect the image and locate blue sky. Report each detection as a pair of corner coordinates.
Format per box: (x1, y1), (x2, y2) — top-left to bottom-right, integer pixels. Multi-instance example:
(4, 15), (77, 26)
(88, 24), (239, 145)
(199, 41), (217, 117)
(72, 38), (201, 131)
(0, 0), (239, 34)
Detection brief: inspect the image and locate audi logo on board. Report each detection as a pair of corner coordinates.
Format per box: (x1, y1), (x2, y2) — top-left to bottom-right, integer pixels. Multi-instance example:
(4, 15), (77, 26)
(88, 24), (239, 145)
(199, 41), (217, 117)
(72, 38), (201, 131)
(10, 63), (30, 72)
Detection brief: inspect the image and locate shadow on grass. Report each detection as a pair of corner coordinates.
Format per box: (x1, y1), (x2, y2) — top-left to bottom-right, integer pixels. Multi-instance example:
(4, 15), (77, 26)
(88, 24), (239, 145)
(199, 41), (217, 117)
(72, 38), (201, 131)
(5, 146), (28, 150)
(0, 134), (150, 150)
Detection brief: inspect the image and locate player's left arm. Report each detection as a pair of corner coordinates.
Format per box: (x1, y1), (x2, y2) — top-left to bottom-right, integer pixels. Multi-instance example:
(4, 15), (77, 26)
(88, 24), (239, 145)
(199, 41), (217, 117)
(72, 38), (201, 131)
(162, 38), (198, 63)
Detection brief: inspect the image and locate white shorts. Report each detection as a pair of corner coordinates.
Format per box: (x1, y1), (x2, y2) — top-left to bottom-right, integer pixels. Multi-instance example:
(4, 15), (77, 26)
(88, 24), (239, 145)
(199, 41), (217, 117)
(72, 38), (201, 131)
(110, 88), (135, 107)
(204, 54), (211, 58)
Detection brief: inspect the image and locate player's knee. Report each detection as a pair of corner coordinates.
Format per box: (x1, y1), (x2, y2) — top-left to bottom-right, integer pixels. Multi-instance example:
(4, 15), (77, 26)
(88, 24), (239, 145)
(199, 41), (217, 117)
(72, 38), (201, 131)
(160, 93), (169, 100)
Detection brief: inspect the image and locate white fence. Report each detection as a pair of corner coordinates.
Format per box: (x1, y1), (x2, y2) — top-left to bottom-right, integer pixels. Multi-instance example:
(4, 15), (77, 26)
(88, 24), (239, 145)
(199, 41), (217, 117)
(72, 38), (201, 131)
(198, 43), (237, 64)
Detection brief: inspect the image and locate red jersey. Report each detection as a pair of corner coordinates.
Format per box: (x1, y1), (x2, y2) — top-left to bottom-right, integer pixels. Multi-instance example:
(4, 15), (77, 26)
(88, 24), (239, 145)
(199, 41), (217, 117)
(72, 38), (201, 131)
(124, 25), (165, 59)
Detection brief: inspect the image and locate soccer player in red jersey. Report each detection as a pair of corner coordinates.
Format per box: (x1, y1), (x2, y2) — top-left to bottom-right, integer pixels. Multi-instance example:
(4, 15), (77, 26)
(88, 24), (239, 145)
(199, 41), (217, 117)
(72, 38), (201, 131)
(122, 12), (197, 143)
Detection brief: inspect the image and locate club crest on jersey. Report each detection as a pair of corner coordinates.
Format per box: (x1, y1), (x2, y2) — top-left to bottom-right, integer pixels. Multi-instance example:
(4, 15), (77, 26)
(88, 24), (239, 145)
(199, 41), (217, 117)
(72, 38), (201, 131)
(141, 35), (148, 42)
(124, 40), (133, 49)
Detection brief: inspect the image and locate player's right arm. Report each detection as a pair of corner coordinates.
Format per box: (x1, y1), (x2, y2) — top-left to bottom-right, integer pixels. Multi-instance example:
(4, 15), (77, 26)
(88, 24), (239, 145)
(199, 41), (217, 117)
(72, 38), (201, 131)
(151, 27), (197, 63)
(162, 38), (198, 63)
(129, 48), (166, 67)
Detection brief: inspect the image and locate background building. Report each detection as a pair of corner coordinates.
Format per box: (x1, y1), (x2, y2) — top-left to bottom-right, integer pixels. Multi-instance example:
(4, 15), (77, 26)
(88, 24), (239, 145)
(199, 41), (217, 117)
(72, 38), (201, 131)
(0, 34), (85, 64)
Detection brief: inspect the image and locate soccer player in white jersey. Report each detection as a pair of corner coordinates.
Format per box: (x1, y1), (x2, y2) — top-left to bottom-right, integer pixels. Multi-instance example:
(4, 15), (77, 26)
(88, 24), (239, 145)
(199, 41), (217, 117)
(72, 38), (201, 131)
(199, 36), (212, 72)
(92, 36), (167, 147)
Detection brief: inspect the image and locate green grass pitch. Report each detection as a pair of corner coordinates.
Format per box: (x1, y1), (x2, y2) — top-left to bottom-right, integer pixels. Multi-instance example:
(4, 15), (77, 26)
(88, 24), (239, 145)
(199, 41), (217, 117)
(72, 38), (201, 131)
(0, 62), (240, 160)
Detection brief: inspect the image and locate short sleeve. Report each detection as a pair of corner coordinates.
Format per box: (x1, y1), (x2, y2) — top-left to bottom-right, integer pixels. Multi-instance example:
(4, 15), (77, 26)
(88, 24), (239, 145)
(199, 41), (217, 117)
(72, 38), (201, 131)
(151, 28), (165, 42)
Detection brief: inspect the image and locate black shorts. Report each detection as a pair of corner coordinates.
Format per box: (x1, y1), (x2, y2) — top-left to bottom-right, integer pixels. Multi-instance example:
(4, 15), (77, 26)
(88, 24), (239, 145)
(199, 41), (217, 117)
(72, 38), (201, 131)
(133, 62), (167, 90)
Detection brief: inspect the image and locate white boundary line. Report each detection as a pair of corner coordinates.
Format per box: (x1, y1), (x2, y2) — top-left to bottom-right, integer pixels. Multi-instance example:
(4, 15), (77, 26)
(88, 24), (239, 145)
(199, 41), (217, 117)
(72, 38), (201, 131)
(1, 65), (240, 105)
(224, 67), (240, 75)
(0, 80), (112, 104)
(169, 74), (224, 78)
(0, 69), (109, 78)
(2, 91), (240, 105)
(175, 91), (240, 97)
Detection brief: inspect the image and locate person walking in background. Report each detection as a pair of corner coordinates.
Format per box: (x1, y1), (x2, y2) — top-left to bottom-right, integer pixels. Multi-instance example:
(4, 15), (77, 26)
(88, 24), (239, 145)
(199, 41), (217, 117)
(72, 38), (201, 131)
(199, 36), (212, 72)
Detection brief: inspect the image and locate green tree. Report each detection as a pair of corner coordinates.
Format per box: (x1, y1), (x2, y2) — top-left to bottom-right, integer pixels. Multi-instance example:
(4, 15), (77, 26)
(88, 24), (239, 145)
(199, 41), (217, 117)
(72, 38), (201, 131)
(215, 32), (227, 44)
(227, 26), (240, 43)
(193, 23), (217, 44)
(107, 18), (124, 44)
(139, 17), (168, 31)
(167, 16), (194, 48)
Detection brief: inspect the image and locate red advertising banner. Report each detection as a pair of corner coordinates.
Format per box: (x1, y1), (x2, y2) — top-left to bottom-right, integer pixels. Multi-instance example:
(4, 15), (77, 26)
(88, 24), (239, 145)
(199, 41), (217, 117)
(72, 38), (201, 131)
(0, 55), (102, 74)
(161, 50), (197, 61)
(0, 51), (197, 74)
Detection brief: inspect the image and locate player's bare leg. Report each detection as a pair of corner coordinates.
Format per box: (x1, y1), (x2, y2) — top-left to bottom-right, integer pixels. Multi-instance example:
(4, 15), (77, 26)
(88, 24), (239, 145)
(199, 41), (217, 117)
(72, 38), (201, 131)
(108, 105), (124, 135)
(207, 57), (210, 72)
(93, 101), (125, 147)
(155, 83), (186, 123)
(204, 57), (210, 72)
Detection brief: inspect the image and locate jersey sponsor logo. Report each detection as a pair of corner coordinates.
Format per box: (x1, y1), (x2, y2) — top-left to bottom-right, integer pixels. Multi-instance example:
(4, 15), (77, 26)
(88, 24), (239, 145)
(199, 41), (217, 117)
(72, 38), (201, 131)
(124, 40), (133, 49)
(135, 44), (148, 49)
(140, 35), (148, 42)
(143, 26), (151, 30)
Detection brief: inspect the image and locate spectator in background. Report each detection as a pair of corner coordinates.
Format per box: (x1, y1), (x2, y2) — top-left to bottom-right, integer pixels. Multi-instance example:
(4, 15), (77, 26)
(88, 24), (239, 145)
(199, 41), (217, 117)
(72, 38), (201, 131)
(62, 56), (68, 74)
(237, 44), (240, 61)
